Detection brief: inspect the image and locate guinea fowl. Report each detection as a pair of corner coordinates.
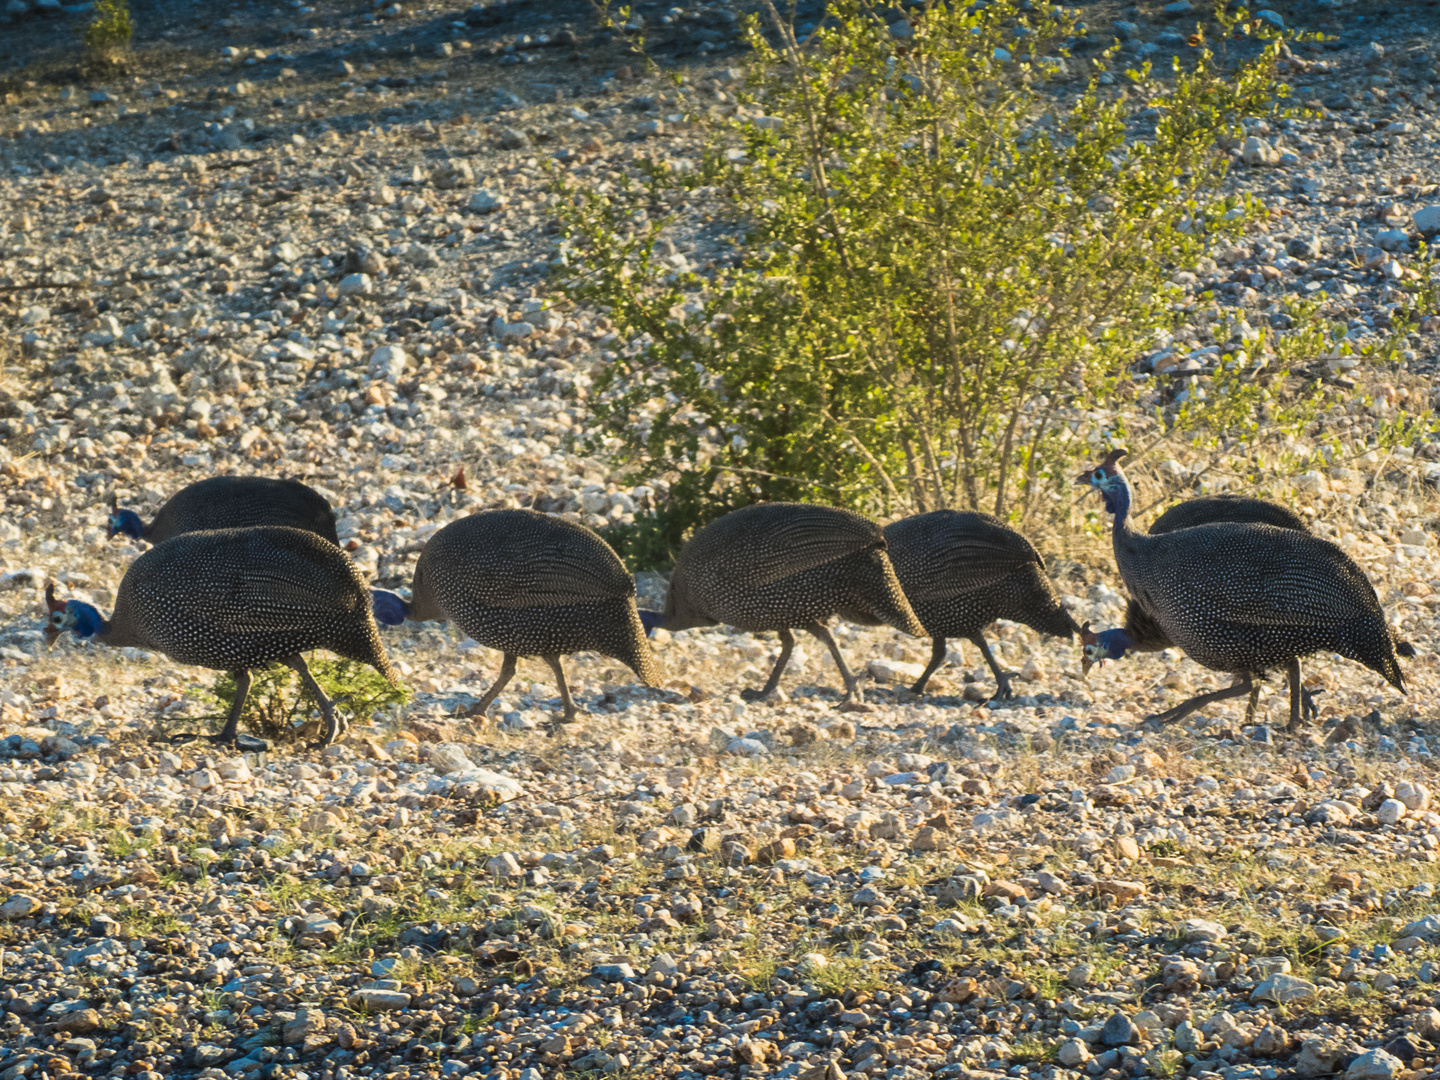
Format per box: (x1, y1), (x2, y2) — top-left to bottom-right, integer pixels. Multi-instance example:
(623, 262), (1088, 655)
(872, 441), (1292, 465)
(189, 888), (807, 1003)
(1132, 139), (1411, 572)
(882, 510), (1079, 699)
(46, 526), (396, 747)
(370, 509), (659, 728)
(1078, 450), (1406, 729)
(643, 502), (925, 705)
(1120, 496), (1312, 652)
(1113, 494), (1414, 719)
(108, 476), (339, 546)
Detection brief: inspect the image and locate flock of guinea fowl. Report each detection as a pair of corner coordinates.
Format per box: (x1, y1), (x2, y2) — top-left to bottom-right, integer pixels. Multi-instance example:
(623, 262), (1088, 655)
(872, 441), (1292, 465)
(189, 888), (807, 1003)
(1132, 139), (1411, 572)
(42, 448), (1410, 748)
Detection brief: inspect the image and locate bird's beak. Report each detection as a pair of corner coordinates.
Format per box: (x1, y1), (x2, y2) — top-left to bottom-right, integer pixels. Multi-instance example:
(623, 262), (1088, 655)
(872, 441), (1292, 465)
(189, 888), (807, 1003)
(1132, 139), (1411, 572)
(1075, 469), (1093, 486)
(1079, 621), (1097, 679)
(44, 582), (69, 647)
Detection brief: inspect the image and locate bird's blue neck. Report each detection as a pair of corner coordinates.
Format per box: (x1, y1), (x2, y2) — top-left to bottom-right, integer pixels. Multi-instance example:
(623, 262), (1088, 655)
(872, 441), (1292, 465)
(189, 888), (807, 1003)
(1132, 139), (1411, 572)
(1102, 472), (1133, 531)
(109, 508), (145, 540)
(1099, 627), (1133, 662)
(371, 589), (411, 627)
(67, 601), (110, 640)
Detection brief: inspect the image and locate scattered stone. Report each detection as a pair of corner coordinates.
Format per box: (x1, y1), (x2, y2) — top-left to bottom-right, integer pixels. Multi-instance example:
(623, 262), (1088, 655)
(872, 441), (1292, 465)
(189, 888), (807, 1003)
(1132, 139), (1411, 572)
(0, 894), (43, 920)
(1057, 1039), (1091, 1067)
(369, 344), (409, 384)
(1182, 917), (1227, 942)
(1377, 797), (1406, 825)
(1251, 973), (1319, 1005)
(1100, 1011), (1139, 1047)
(1345, 1049), (1404, 1080)
(347, 989), (412, 1012)
(866, 658), (925, 684)
(469, 188), (508, 213)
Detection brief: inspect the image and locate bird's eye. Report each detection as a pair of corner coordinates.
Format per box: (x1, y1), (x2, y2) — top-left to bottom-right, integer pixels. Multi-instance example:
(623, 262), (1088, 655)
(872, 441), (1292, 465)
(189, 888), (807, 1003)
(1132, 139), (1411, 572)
(1093, 469), (1106, 481)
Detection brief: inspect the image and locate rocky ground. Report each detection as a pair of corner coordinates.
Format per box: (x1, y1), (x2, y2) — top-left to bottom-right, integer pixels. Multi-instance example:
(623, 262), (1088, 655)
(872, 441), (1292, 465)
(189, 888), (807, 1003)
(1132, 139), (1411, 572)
(2, 1), (1440, 1080)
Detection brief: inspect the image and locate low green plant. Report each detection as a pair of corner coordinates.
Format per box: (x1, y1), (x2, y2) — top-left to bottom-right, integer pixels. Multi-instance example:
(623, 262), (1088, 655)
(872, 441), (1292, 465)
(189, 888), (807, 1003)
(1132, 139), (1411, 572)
(1009, 1037), (1059, 1064)
(806, 954), (894, 997)
(201, 658), (411, 743)
(1401, 241), (1439, 321)
(1153, 1049), (1186, 1079)
(82, 0), (133, 64)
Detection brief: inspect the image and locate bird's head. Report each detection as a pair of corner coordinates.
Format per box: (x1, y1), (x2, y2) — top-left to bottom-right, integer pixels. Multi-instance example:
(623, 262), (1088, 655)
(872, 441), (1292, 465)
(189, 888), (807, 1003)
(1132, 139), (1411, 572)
(1076, 449), (1129, 515)
(107, 494), (144, 540)
(370, 589), (411, 627)
(44, 582), (102, 645)
(1080, 621), (1132, 678)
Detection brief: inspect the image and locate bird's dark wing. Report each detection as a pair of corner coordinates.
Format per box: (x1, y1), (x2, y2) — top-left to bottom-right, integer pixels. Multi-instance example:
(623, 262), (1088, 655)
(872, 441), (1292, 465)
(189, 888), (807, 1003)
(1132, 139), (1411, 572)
(904, 533), (1040, 599)
(476, 535), (636, 609)
(885, 511), (1043, 600)
(689, 505), (885, 588)
(1149, 525), (1377, 628)
(1149, 496), (1308, 535)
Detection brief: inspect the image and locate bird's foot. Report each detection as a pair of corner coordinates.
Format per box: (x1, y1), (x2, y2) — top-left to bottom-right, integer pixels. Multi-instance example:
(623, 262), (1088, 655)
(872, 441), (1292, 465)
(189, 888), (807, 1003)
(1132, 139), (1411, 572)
(836, 699), (873, 714)
(1301, 686), (1324, 722)
(907, 678), (932, 696)
(170, 731), (269, 753)
(1142, 705), (1188, 728)
(311, 716), (349, 750)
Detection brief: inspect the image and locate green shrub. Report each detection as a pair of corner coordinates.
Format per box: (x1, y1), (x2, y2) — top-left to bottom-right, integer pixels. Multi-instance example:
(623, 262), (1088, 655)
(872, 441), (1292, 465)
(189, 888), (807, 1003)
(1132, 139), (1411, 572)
(556, 0), (1423, 537)
(203, 659), (410, 743)
(83, 0), (134, 63)
(599, 505), (697, 571)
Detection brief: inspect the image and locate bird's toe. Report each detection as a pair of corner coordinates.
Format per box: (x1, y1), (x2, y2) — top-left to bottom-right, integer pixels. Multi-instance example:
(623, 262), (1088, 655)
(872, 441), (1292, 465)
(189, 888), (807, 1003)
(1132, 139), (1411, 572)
(192, 732), (269, 753)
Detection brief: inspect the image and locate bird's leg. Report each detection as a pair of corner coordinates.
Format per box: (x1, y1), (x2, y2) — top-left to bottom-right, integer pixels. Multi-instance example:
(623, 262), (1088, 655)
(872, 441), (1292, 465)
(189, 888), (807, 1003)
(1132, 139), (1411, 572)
(741, 629), (794, 703)
(1301, 684), (1323, 722)
(170, 672), (268, 752)
(804, 621), (863, 706)
(1147, 674), (1254, 726)
(1244, 681), (1261, 725)
(542, 655), (578, 735)
(284, 654), (341, 747)
(910, 637), (947, 696)
(970, 633), (1014, 702)
(469, 653), (517, 722)
(176, 669), (253, 747)
(1287, 657), (1305, 732)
